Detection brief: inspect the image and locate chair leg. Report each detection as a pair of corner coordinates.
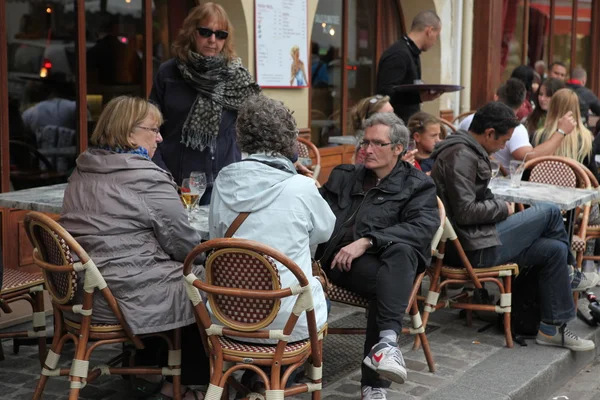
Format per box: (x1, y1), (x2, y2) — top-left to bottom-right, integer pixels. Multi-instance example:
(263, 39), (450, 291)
(33, 332), (67, 400)
(503, 276), (514, 348)
(172, 329), (182, 400)
(418, 331), (436, 373)
(32, 291), (48, 366)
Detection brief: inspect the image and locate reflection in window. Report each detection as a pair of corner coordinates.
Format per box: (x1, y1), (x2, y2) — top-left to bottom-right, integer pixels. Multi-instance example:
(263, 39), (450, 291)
(6, 1), (78, 190)
(85, 0), (144, 120)
(347, 0), (376, 114)
(574, 0), (592, 81)
(310, 0), (342, 147)
(550, 1), (573, 68)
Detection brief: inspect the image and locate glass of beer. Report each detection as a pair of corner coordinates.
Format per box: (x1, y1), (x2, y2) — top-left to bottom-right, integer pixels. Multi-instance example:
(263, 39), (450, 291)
(180, 178), (200, 221)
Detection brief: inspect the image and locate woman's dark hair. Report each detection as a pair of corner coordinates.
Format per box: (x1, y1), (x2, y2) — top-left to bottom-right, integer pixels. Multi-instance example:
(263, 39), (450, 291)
(469, 102), (520, 137)
(236, 95), (297, 159)
(510, 65), (535, 95)
(524, 77), (565, 137)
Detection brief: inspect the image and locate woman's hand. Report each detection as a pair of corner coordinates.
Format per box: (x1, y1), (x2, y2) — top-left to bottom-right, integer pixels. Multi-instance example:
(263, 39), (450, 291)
(557, 111), (576, 135)
(294, 161), (314, 177)
(402, 149), (418, 164)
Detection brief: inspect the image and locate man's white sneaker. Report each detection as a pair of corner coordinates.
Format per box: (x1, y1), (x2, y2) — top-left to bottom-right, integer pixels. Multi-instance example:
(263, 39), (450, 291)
(363, 339), (407, 384)
(536, 324), (595, 351)
(571, 268), (600, 292)
(361, 386), (387, 400)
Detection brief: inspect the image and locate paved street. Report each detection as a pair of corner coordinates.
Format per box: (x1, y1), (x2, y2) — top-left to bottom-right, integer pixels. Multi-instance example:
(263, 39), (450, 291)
(1, 298), (600, 399)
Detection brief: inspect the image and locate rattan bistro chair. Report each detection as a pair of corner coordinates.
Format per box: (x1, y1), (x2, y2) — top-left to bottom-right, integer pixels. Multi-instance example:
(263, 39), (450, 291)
(183, 238), (325, 400)
(421, 214), (518, 348)
(297, 137), (322, 181)
(0, 268), (47, 365)
(326, 197), (446, 373)
(24, 211), (183, 400)
(523, 156), (592, 269)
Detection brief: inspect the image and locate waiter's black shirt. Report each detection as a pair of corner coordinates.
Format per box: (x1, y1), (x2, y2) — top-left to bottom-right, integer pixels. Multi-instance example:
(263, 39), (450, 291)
(376, 36), (422, 124)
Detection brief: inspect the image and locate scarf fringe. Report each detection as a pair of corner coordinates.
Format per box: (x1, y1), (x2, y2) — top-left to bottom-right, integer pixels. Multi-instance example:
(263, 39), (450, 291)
(180, 127), (218, 152)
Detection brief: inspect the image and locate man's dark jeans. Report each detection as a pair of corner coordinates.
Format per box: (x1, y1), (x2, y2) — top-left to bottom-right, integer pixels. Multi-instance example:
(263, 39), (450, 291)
(452, 202), (576, 325)
(327, 243), (418, 388)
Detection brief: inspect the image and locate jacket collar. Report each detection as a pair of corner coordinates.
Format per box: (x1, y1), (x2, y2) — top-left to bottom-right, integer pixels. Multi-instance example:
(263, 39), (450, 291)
(351, 159), (411, 195)
(403, 35), (422, 56)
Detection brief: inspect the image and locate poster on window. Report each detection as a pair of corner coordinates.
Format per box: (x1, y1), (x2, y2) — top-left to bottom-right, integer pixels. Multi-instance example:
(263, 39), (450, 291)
(255, 0), (308, 88)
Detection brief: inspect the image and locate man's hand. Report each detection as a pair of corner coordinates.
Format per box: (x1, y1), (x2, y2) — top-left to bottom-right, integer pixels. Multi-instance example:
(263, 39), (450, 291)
(331, 238), (372, 272)
(506, 202), (515, 216)
(401, 149), (418, 164)
(294, 161), (313, 177)
(557, 111), (576, 135)
(420, 90), (443, 102)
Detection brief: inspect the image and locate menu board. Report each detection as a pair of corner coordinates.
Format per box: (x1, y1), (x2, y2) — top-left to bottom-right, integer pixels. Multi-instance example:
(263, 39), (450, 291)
(255, 0), (308, 88)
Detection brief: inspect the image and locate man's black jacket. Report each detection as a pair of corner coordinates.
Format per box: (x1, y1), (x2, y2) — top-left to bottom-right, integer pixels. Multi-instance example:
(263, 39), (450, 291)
(316, 160), (440, 272)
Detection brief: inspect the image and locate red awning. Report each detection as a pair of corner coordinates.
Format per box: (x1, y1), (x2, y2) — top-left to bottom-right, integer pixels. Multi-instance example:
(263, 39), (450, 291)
(530, 2), (592, 35)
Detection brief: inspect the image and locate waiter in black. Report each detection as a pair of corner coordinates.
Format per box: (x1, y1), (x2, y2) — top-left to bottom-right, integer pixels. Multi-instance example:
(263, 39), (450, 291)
(376, 10), (442, 123)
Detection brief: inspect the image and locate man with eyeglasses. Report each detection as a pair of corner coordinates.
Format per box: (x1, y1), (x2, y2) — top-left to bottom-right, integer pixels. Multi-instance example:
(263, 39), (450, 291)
(316, 112), (439, 400)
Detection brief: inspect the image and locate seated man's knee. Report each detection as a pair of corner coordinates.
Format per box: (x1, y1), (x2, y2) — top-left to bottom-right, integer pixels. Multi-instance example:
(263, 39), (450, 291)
(533, 202), (561, 217)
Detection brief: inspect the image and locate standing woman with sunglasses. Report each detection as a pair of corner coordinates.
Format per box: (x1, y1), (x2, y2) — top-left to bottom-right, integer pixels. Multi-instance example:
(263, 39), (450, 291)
(150, 2), (260, 204)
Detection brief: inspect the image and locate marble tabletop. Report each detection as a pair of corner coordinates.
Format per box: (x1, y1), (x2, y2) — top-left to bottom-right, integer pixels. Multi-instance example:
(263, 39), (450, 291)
(328, 136), (357, 145)
(490, 178), (600, 210)
(0, 184), (210, 239)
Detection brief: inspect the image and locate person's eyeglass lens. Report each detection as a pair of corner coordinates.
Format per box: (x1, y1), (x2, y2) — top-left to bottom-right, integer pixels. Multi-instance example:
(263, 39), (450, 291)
(360, 140), (393, 149)
(137, 126), (160, 136)
(197, 27), (229, 40)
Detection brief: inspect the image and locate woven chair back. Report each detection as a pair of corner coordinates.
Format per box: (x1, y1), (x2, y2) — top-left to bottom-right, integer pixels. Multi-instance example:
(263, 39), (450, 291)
(206, 248), (282, 331)
(27, 220), (77, 305)
(529, 160), (578, 188)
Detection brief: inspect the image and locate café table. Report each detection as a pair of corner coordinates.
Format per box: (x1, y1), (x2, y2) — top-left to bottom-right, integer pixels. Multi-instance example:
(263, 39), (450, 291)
(490, 177), (600, 243)
(0, 183), (210, 239)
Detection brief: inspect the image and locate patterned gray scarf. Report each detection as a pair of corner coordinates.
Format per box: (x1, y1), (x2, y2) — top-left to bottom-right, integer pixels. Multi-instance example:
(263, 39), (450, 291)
(176, 51), (260, 151)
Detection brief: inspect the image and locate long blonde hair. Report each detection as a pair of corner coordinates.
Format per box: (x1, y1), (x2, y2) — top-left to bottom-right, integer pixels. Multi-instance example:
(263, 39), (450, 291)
(171, 2), (237, 63)
(533, 88), (592, 163)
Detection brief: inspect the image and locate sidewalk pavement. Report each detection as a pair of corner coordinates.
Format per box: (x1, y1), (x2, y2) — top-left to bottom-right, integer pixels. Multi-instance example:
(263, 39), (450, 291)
(1, 299), (599, 400)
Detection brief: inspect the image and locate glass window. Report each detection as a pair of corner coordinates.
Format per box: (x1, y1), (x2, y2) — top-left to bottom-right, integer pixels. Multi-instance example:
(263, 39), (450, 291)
(550, 0), (573, 67)
(574, 0), (593, 83)
(85, 0), (144, 123)
(153, 0), (171, 77)
(347, 0), (377, 112)
(6, 1), (78, 190)
(528, 1), (550, 72)
(310, 0), (343, 147)
(501, 0), (526, 82)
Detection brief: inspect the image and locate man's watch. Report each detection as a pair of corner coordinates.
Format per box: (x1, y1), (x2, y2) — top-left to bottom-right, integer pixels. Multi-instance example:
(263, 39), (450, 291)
(367, 238), (374, 248)
(556, 128), (567, 136)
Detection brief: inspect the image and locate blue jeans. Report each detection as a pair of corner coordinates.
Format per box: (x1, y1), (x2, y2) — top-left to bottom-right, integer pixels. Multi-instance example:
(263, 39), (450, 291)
(462, 203), (575, 325)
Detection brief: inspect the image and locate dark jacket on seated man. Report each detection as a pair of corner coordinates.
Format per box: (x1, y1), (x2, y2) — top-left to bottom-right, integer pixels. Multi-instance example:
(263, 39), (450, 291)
(430, 129), (509, 251)
(316, 159), (439, 273)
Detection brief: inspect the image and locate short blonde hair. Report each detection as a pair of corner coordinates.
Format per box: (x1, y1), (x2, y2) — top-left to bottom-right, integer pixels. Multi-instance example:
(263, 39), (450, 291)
(171, 2), (237, 63)
(91, 96), (163, 150)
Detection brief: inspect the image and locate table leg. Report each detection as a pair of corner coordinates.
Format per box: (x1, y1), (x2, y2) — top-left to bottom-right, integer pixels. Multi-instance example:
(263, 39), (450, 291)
(565, 209), (576, 247)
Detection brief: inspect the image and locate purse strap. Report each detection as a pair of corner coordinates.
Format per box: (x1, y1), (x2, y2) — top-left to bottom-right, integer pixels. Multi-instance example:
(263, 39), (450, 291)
(224, 212), (251, 238)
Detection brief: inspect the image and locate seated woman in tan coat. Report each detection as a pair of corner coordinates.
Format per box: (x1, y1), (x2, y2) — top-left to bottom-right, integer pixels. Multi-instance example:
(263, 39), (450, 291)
(60, 96), (206, 400)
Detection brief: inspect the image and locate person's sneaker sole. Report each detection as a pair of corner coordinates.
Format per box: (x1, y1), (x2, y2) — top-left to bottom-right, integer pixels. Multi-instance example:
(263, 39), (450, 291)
(535, 337), (596, 351)
(363, 356), (407, 384)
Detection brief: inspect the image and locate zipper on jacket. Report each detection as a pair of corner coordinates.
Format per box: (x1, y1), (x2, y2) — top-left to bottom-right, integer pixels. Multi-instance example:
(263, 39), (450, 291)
(319, 186), (380, 262)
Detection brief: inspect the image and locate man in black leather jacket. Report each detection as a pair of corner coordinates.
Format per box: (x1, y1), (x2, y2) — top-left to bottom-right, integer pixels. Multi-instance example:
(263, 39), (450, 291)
(431, 101), (597, 353)
(316, 112), (439, 400)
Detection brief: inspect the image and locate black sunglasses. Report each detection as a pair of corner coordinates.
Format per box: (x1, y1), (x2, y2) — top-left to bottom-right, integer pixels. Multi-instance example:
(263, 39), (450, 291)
(197, 27), (229, 40)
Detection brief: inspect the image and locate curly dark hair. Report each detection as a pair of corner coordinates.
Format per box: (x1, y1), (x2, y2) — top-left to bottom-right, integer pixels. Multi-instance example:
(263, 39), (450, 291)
(469, 102), (520, 137)
(236, 95), (297, 159)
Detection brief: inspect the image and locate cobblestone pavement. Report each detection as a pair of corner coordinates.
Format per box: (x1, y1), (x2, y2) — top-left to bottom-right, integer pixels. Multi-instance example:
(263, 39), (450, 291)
(0, 301), (509, 400)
